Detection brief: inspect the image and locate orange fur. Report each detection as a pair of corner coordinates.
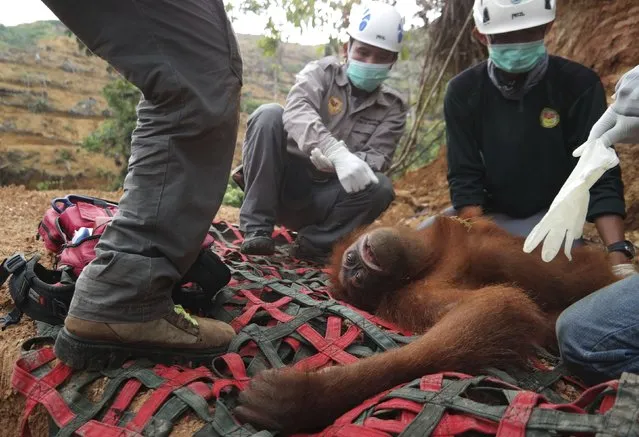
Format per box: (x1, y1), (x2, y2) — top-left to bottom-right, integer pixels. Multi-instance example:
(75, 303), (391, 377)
(235, 216), (617, 434)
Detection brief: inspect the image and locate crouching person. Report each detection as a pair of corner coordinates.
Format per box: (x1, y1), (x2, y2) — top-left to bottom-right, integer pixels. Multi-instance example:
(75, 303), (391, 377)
(237, 1), (408, 264)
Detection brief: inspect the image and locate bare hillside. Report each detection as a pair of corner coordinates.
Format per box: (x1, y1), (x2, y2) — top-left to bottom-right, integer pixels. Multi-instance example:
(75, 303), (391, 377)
(0, 22), (320, 189)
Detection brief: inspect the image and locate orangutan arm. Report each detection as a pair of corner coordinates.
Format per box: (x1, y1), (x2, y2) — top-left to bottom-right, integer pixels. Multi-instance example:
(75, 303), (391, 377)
(234, 285), (549, 434)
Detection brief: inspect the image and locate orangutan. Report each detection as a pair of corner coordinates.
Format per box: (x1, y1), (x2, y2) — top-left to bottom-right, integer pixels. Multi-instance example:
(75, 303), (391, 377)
(234, 216), (617, 434)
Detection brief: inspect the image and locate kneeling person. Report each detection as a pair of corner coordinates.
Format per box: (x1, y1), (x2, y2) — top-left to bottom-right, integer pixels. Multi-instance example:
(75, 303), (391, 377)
(238, 1), (408, 264)
(420, 0), (629, 270)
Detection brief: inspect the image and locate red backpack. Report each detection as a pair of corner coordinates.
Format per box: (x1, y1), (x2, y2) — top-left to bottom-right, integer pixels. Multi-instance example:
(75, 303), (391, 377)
(1, 194), (229, 329)
(37, 194), (216, 277)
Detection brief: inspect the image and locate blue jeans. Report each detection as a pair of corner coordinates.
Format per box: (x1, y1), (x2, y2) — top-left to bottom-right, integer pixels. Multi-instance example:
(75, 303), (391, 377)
(556, 274), (639, 384)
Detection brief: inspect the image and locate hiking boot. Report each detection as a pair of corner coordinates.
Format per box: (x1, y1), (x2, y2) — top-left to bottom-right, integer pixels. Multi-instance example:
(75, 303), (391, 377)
(240, 230), (275, 255)
(289, 238), (330, 265)
(54, 305), (235, 370)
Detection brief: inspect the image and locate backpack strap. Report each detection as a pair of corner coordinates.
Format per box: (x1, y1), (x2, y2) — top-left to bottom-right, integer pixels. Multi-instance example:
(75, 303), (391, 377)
(1, 253), (75, 328)
(51, 194), (119, 214)
(0, 253), (28, 329)
(172, 249), (231, 312)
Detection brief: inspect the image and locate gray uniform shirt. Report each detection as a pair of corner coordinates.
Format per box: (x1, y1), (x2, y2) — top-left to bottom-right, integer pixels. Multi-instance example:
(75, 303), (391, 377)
(282, 56), (408, 172)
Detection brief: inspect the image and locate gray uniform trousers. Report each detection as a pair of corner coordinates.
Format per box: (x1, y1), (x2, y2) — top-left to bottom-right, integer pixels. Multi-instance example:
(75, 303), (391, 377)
(42, 0), (243, 322)
(239, 104), (395, 251)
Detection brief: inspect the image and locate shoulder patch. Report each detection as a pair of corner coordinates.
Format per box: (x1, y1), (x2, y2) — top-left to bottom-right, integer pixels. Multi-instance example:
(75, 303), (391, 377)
(327, 95), (344, 115)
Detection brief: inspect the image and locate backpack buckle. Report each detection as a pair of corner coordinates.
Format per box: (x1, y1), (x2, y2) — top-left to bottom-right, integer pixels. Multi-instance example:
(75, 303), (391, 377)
(51, 298), (69, 319)
(1, 253), (27, 278)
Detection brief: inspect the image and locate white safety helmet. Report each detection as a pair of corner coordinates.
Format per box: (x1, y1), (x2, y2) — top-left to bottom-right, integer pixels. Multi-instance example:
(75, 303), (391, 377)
(473, 0), (556, 35)
(346, 1), (405, 53)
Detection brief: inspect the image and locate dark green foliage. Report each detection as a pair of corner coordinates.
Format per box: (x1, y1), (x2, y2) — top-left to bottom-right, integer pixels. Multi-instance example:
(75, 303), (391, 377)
(82, 79), (139, 188)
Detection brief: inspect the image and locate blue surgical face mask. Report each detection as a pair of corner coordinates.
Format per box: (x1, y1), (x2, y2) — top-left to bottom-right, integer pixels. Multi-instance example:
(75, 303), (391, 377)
(488, 40), (547, 74)
(346, 58), (392, 92)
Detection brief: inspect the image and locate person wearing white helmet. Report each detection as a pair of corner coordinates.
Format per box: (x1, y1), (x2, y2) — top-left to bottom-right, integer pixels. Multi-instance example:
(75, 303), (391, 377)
(523, 65), (639, 385)
(235, 1), (408, 264)
(418, 0), (633, 275)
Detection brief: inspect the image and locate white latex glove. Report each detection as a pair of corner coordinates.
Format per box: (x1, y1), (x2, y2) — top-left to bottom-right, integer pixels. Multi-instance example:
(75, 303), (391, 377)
(523, 139), (620, 262)
(586, 108), (639, 148)
(323, 141), (378, 193)
(309, 147), (335, 172)
(587, 65), (639, 147)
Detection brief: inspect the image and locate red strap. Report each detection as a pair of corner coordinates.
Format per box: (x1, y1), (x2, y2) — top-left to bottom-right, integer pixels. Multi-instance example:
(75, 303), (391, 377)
(496, 391), (541, 437)
(212, 353), (251, 396)
(598, 392), (617, 414)
(272, 227), (294, 244)
(572, 380), (618, 410)
(75, 420), (142, 437)
(420, 373), (444, 392)
(432, 413), (498, 436)
(293, 317), (360, 370)
(12, 349), (76, 437)
(314, 424), (392, 437)
(375, 398), (423, 415)
(101, 379), (143, 426)
(231, 291), (293, 330)
(125, 367), (214, 433)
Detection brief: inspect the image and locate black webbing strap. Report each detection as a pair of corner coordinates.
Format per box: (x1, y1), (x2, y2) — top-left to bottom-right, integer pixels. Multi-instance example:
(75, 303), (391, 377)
(0, 253), (28, 329)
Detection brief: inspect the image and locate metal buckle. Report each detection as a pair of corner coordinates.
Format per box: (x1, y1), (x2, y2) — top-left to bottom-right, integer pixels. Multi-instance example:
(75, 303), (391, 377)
(3, 253), (27, 274)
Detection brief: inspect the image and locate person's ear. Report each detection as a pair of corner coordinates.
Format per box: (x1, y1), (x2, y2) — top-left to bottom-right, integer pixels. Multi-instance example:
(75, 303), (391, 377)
(472, 27), (489, 46)
(342, 41), (349, 58)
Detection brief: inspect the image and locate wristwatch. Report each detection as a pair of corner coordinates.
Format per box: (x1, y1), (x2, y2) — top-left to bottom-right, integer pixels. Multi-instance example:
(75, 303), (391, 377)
(607, 240), (636, 260)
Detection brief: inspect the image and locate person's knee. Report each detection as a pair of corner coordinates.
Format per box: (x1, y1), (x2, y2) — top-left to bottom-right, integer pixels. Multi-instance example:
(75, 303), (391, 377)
(146, 63), (242, 133)
(417, 206), (456, 230)
(368, 173), (395, 214)
(555, 304), (591, 364)
(248, 103), (284, 128)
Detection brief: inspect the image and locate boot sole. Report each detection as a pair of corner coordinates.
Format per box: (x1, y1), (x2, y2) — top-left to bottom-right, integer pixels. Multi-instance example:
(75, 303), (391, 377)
(240, 247), (275, 256)
(240, 239), (275, 255)
(54, 328), (228, 371)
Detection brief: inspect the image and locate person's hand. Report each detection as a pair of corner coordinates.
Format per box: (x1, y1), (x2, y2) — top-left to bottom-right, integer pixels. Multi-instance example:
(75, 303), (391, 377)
(524, 139), (620, 262)
(586, 108), (639, 148)
(586, 65), (639, 147)
(309, 148), (335, 172)
(323, 141), (378, 193)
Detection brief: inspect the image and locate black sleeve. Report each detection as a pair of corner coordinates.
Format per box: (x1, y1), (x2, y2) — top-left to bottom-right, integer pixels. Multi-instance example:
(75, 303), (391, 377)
(445, 80), (486, 210)
(564, 80), (626, 221)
